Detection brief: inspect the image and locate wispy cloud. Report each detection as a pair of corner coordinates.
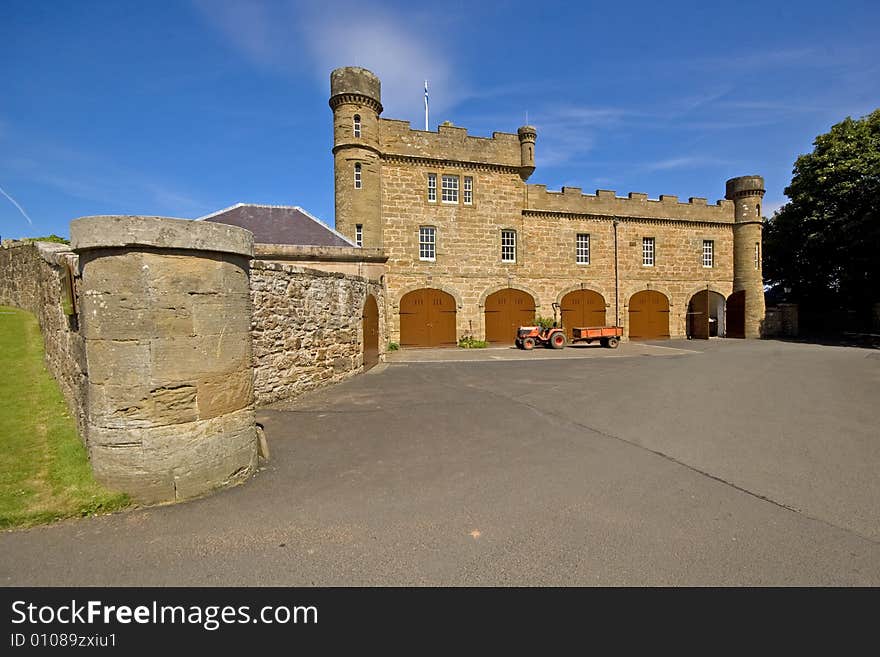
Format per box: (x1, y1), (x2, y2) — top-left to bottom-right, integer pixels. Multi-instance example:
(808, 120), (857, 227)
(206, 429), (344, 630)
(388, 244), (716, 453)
(0, 184), (34, 225)
(193, 0), (462, 124)
(639, 156), (732, 172)
(0, 134), (209, 219)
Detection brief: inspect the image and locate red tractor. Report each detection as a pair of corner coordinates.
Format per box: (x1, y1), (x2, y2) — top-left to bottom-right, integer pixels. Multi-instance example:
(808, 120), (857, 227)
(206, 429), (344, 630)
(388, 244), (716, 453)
(515, 303), (567, 350)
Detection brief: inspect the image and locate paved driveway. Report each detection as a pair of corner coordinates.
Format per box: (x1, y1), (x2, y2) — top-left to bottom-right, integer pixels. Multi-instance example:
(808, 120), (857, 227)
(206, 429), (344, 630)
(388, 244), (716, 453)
(1, 340), (878, 585)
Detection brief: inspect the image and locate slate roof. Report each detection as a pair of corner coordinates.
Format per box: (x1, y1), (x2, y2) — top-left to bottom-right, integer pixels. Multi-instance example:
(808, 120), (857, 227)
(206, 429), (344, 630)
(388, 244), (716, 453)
(196, 204), (356, 247)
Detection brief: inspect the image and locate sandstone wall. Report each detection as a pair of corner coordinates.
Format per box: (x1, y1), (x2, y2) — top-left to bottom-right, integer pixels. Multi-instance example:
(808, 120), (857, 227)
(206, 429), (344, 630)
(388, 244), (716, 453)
(0, 241), (88, 433)
(72, 216), (258, 503)
(251, 261), (385, 405)
(380, 160), (735, 342)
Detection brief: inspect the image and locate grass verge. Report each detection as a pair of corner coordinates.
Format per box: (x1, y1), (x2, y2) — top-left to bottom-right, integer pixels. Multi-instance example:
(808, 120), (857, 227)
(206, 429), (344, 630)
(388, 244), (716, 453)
(0, 306), (129, 528)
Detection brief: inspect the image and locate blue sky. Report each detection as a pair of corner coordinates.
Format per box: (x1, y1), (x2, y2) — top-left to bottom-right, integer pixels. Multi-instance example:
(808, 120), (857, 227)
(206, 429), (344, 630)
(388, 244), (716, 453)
(2, 0), (878, 240)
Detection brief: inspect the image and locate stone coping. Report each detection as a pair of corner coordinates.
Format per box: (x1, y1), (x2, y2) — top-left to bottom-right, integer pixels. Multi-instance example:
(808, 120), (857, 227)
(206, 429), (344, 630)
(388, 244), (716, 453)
(71, 216), (254, 257)
(254, 243), (387, 263)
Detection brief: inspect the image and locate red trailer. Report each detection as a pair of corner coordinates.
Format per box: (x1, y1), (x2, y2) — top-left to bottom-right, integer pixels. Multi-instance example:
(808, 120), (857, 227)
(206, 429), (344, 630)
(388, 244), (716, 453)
(570, 326), (623, 348)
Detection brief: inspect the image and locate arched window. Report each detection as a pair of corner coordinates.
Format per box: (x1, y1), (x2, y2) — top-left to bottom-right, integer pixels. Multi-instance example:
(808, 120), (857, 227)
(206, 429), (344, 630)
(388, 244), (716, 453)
(353, 114), (361, 138)
(354, 163), (362, 189)
(756, 203), (761, 217)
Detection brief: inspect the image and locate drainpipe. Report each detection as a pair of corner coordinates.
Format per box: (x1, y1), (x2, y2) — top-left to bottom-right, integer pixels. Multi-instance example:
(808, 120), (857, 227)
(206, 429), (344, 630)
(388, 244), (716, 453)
(613, 220), (620, 326)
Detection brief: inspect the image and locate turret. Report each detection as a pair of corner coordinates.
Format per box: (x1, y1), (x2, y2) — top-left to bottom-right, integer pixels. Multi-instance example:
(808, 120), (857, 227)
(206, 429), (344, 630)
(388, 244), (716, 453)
(517, 125), (537, 180)
(726, 175), (766, 338)
(330, 67), (383, 247)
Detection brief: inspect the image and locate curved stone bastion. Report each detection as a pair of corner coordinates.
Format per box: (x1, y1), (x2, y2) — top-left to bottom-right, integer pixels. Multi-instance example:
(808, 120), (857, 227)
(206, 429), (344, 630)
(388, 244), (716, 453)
(70, 216), (258, 503)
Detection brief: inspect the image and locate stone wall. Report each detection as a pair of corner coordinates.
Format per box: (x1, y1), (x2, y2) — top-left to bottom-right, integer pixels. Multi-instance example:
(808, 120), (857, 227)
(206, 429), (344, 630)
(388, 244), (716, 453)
(764, 303), (799, 338)
(379, 158), (735, 342)
(251, 260), (385, 405)
(0, 241), (88, 433)
(71, 216), (258, 503)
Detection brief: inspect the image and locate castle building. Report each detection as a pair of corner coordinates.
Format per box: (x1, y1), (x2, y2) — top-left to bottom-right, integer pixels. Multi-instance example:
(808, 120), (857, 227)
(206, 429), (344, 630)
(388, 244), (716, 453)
(329, 66), (765, 347)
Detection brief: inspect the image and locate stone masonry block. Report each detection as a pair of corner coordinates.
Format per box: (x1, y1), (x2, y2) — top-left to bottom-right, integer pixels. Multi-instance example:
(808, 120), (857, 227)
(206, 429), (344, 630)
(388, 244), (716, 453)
(197, 367), (253, 419)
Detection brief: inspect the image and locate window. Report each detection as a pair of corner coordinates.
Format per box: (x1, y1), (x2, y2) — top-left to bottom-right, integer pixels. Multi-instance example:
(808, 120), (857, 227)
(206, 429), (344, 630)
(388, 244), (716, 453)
(501, 229), (516, 263)
(642, 237), (655, 266)
(576, 233), (590, 264)
(353, 114), (361, 138)
(419, 226), (436, 261)
(427, 173), (437, 202)
(756, 203), (761, 218)
(441, 175), (459, 203)
(355, 224), (363, 247)
(463, 176), (473, 205)
(354, 163), (362, 189)
(702, 240), (714, 268)
(755, 242), (760, 270)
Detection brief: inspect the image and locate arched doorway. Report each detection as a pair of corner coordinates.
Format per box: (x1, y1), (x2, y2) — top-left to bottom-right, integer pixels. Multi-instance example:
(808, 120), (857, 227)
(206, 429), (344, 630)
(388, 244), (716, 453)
(362, 294), (379, 370)
(560, 289), (606, 336)
(399, 289), (457, 347)
(727, 290), (745, 338)
(687, 290), (726, 339)
(485, 288), (536, 344)
(628, 290), (670, 340)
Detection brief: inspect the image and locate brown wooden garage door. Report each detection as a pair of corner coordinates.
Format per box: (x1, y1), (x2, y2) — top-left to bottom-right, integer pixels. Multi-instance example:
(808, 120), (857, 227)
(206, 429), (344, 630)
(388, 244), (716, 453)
(628, 290), (670, 340)
(727, 290), (745, 339)
(485, 288), (535, 344)
(399, 289), (457, 347)
(362, 293), (379, 370)
(560, 289), (607, 335)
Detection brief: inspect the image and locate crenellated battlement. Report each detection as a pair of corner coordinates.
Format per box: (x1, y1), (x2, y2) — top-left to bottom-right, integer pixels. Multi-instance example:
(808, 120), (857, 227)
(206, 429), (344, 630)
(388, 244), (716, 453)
(525, 185), (735, 223)
(379, 119), (522, 168)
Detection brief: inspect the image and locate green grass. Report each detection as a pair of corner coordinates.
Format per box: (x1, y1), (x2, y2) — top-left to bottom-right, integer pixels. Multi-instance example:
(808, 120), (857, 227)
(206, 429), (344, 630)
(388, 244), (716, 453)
(0, 306), (129, 529)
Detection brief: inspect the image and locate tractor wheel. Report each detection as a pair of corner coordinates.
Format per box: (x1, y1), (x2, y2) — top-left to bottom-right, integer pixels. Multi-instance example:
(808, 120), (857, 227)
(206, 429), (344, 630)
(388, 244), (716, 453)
(551, 332), (566, 349)
(523, 337), (536, 350)
(607, 337), (620, 349)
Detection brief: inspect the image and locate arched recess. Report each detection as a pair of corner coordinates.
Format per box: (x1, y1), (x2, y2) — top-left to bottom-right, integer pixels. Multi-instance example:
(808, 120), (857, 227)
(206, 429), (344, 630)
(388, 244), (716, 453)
(478, 282), (541, 310)
(727, 290), (746, 339)
(362, 293), (379, 370)
(399, 288), (457, 347)
(687, 290), (727, 339)
(559, 289), (607, 335)
(396, 283), (463, 311)
(484, 288), (536, 344)
(628, 290), (670, 340)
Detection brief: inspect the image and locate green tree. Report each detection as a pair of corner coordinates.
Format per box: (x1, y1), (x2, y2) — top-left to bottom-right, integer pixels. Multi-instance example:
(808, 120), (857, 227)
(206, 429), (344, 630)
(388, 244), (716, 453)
(764, 109), (880, 321)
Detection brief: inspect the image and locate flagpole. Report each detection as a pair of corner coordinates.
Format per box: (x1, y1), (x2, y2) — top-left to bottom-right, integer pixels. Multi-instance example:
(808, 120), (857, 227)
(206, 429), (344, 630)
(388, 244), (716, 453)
(424, 80), (429, 131)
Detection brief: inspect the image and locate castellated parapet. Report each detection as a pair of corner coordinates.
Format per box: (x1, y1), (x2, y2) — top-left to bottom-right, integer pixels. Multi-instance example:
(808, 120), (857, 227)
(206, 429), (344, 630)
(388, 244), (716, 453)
(526, 186), (735, 223)
(71, 215), (258, 503)
(379, 120), (523, 168)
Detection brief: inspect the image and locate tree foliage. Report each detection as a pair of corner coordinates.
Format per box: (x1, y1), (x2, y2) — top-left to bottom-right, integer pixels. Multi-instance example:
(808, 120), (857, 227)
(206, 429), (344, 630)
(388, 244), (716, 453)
(763, 109), (880, 314)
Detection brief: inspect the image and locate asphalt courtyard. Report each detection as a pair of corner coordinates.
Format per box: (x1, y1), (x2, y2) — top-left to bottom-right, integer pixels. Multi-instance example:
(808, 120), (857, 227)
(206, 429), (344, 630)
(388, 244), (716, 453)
(1, 339), (878, 585)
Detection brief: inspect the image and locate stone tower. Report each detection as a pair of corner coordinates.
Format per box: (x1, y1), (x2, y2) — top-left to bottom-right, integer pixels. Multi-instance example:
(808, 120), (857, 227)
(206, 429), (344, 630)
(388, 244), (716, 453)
(726, 175), (766, 338)
(330, 67), (383, 247)
(517, 125), (537, 180)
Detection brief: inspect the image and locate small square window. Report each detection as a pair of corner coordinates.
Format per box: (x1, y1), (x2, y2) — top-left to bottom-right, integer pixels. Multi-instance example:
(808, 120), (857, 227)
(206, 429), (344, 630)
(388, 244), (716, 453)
(501, 229), (516, 263)
(702, 240), (714, 268)
(643, 237), (655, 266)
(427, 173), (436, 202)
(419, 226), (436, 261)
(576, 233), (590, 265)
(463, 176), (473, 205)
(441, 175), (459, 203)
